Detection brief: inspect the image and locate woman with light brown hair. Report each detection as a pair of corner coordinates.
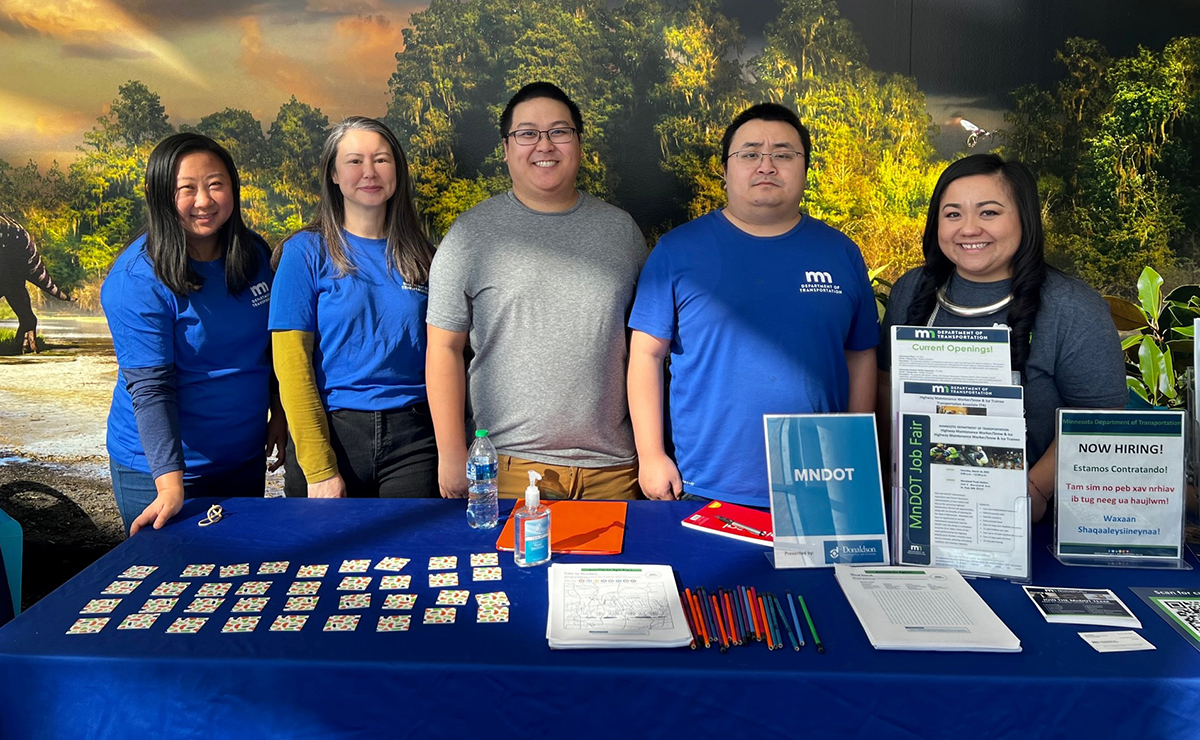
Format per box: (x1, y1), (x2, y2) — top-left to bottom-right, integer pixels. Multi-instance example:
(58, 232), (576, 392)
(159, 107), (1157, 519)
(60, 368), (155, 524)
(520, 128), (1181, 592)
(269, 116), (437, 498)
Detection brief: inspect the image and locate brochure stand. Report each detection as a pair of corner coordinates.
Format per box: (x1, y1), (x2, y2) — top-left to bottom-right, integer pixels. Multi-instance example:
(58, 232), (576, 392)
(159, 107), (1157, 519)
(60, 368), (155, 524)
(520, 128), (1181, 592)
(1054, 409), (1191, 570)
(763, 414), (889, 569)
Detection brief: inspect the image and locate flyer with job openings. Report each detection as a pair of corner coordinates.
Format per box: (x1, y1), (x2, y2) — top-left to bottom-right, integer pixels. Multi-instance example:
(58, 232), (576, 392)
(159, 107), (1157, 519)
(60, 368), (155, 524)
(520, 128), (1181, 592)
(1056, 410), (1186, 562)
(898, 411), (1030, 581)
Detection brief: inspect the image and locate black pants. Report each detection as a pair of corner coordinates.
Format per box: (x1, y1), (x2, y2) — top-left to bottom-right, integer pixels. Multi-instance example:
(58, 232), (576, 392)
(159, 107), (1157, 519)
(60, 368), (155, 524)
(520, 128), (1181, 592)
(284, 403), (438, 499)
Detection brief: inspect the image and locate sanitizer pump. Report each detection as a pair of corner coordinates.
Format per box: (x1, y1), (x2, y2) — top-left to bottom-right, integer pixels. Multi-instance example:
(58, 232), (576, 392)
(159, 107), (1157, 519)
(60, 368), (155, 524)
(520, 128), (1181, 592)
(514, 470), (551, 567)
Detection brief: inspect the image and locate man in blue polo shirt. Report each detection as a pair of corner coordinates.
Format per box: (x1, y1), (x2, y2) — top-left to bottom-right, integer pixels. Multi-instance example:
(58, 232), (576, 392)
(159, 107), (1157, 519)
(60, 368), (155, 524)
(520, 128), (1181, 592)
(627, 102), (879, 508)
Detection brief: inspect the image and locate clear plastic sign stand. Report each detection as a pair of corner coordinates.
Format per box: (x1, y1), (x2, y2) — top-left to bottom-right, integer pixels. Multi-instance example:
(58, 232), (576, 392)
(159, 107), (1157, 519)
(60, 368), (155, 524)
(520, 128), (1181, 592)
(1054, 409), (1191, 570)
(1187, 365), (1200, 561)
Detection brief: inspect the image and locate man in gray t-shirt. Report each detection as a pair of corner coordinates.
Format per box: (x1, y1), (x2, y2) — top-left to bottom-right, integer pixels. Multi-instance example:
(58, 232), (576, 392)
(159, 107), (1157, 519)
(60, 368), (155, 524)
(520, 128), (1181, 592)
(426, 82), (647, 501)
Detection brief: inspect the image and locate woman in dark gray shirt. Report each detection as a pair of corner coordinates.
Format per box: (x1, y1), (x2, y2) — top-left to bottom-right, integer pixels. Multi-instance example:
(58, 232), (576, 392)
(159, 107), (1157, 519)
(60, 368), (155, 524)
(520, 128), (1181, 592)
(877, 154), (1125, 522)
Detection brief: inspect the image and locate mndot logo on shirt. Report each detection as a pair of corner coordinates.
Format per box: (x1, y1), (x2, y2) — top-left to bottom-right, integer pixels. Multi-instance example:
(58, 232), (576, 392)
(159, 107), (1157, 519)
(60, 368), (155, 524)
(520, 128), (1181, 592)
(799, 270), (843, 295)
(250, 281), (271, 307)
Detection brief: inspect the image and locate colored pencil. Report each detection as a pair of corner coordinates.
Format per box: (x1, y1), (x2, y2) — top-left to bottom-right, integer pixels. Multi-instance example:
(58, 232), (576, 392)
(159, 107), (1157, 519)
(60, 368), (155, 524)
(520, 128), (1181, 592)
(687, 589), (709, 649)
(723, 590), (739, 645)
(711, 592), (729, 651)
(698, 588), (718, 648)
(738, 586), (755, 642)
(786, 590), (805, 649)
(800, 594), (824, 654)
(764, 593), (781, 649)
(749, 586), (764, 641)
(681, 587), (700, 647)
(759, 595), (774, 650)
(773, 593), (799, 651)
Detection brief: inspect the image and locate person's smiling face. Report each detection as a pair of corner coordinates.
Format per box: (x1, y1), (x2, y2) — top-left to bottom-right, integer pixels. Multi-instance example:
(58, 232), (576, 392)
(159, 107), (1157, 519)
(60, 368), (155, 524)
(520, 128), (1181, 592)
(937, 173), (1022, 282)
(174, 150), (233, 256)
(331, 129), (397, 215)
(503, 97), (580, 207)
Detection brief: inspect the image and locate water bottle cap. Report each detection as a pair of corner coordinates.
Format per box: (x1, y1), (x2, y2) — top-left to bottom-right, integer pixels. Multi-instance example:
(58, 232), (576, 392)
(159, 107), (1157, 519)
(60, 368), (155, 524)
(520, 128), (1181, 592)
(475, 429), (488, 438)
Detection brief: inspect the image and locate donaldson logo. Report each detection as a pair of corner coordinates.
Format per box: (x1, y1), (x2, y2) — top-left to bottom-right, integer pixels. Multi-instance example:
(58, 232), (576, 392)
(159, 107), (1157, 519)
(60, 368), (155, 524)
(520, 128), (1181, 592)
(793, 467), (855, 482)
(824, 539), (883, 564)
(799, 270), (842, 295)
(249, 281), (270, 307)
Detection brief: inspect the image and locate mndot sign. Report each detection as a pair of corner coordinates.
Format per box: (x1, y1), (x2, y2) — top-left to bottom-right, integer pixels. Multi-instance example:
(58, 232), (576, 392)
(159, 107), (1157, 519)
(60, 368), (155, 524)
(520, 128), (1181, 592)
(1055, 410), (1187, 565)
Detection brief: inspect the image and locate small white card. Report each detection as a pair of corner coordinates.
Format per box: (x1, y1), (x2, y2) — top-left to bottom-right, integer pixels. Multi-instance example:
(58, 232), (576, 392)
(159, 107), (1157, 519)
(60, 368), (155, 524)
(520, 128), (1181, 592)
(1078, 630), (1156, 653)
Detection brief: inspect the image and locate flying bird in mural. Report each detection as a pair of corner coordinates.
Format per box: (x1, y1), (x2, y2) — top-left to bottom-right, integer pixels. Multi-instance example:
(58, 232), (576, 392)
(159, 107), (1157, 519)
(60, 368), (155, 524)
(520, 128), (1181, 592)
(1, 214), (72, 354)
(958, 118), (995, 149)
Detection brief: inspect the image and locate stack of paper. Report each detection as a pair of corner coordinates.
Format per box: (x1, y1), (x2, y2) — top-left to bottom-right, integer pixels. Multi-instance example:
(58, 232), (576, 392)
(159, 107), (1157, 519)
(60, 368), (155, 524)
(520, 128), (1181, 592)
(545, 563), (692, 649)
(835, 565), (1021, 652)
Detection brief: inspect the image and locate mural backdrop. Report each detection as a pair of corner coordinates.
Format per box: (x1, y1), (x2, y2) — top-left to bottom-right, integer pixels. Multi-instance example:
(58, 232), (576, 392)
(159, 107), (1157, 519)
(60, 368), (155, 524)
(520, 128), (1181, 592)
(1, 0), (1198, 302)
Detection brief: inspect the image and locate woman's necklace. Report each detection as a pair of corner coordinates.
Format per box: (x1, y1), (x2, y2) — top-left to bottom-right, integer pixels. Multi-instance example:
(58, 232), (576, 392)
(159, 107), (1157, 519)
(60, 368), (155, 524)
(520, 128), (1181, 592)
(927, 278), (1013, 325)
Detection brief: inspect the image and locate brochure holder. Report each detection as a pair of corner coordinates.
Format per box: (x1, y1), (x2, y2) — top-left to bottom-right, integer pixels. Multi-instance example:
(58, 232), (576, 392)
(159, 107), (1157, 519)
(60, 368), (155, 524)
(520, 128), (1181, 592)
(763, 414), (889, 569)
(1054, 409), (1191, 570)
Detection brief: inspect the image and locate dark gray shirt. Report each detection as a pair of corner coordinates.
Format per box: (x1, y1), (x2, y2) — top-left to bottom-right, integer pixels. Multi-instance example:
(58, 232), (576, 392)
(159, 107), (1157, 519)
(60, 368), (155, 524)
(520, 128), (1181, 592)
(879, 268), (1127, 466)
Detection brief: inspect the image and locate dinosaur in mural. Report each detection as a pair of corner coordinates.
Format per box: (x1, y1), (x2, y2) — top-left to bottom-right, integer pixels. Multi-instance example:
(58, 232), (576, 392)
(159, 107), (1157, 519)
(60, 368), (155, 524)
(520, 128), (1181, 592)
(1, 214), (72, 353)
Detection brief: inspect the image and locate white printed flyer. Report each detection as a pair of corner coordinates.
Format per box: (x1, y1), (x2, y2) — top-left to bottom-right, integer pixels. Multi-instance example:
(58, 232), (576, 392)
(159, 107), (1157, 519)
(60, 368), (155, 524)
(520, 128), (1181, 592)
(898, 412), (1030, 580)
(898, 381), (1024, 418)
(1055, 410), (1186, 563)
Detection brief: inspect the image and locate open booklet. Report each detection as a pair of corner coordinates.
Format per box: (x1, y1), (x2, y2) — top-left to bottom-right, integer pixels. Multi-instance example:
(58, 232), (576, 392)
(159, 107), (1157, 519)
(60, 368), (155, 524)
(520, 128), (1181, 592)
(545, 563), (693, 649)
(835, 565), (1021, 652)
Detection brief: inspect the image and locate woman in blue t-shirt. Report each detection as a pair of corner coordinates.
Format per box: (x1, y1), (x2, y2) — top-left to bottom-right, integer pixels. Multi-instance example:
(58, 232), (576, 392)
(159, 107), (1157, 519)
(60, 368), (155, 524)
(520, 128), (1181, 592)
(102, 133), (286, 535)
(270, 116), (437, 498)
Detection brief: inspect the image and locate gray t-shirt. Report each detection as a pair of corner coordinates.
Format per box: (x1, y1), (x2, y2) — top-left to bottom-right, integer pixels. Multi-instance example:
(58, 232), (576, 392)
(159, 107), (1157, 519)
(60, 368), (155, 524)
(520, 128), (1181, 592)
(427, 191), (647, 467)
(879, 268), (1127, 466)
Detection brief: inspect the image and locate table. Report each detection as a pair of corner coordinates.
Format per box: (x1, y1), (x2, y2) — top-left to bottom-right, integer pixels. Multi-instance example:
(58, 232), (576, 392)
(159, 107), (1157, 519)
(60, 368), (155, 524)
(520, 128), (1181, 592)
(1, 498), (1199, 739)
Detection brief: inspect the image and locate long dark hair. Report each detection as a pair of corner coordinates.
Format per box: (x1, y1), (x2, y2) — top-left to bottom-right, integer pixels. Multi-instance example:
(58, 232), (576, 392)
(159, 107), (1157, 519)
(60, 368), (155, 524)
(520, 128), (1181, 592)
(142, 133), (259, 295)
(299, 116), (432, 284)
(905, 154), (1047, 374)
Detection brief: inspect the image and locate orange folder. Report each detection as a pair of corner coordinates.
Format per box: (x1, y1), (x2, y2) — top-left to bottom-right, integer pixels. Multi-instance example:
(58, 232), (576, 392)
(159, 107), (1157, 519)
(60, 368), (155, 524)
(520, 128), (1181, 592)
(495, 500), (627, 555)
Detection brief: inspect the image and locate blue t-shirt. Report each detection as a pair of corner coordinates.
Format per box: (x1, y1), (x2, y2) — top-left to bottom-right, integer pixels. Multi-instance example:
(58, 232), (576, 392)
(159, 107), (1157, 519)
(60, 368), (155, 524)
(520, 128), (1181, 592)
(269, 230), (428, 411)
(628, 211), (879, 507)
(103, 235), (274, 477)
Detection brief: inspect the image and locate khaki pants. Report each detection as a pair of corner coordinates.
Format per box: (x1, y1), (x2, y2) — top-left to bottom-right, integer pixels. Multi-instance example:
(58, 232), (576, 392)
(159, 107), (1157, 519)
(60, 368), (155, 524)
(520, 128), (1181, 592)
(497, 455), (642, 500)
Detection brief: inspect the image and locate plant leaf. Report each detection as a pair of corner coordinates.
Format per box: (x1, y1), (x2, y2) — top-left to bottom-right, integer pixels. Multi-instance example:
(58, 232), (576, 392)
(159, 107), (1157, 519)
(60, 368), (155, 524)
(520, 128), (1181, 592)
(1126, 376), (1150, 404)
(1171, 325), (1196, 338)
(1120, 334), (1144, 351)
(1105, 296), (1150, 331)
(1137, 266), (1164, 326)
(1138, 336), (1162, 404)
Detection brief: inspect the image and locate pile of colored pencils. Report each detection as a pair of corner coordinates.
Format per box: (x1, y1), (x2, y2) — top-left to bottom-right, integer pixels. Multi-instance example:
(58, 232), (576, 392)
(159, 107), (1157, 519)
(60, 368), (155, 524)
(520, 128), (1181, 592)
(679, 586), (823, 653)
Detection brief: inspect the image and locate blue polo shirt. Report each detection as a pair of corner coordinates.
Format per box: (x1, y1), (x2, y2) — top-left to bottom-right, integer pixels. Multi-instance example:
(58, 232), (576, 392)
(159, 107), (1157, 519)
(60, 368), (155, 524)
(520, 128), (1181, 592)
(269, 230), (427, 411)
(103, 235), (274, 477)
(629, 211), (879, 506)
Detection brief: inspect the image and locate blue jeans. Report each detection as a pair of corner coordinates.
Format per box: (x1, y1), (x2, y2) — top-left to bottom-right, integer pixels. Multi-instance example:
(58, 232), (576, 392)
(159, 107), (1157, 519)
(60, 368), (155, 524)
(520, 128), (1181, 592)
(110, 457), (266, 534)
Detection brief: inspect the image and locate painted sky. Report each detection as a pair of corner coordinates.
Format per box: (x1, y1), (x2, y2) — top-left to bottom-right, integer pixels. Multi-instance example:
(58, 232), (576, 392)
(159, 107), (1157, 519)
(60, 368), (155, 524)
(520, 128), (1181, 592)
(2, 0), (1198, 166)
(0, 0), (424, 165)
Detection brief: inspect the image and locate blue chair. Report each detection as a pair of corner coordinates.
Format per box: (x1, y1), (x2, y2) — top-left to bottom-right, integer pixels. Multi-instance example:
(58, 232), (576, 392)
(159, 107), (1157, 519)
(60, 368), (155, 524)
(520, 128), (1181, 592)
(0, 508), (22, 625)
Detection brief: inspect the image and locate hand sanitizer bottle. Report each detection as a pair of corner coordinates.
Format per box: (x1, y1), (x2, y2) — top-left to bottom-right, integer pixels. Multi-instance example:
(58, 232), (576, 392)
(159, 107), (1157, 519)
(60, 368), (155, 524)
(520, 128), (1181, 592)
(515, 470), (551, 567)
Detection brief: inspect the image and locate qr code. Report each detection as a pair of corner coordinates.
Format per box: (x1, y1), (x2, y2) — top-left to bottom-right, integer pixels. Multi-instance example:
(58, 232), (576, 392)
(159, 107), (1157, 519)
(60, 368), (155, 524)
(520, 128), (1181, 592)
(1161, 599), (1200, 631)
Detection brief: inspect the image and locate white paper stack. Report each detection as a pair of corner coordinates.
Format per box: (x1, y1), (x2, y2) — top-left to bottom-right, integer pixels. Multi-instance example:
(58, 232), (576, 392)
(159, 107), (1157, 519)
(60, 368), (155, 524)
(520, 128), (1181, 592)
(835, 565), (1021, 652)
(545, 563), (692, 649)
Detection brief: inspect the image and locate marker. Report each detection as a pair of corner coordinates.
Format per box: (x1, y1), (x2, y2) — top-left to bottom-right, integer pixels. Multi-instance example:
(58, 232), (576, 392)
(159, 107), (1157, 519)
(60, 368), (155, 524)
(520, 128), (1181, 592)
(715, 515), (769, 537)
(786, 590), (805, 649)
(772, 593), (799, 651)
(800, 594), (824, 654)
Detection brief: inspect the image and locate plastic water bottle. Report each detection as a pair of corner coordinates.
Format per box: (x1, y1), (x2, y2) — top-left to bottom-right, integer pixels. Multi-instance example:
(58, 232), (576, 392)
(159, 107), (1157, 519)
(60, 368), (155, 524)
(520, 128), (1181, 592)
(466, 429), (499, 529)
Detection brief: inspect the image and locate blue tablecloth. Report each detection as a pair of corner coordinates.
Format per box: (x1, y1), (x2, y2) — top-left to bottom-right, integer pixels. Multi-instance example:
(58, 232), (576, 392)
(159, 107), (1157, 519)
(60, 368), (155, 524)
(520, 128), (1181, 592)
(1, 498), (1198, 739)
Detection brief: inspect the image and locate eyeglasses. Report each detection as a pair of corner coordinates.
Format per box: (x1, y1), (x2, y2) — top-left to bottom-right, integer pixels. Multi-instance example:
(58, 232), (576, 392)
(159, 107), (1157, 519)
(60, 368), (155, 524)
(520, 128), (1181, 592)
(727, 150), (804, 166)
(504, 127), (578, 146)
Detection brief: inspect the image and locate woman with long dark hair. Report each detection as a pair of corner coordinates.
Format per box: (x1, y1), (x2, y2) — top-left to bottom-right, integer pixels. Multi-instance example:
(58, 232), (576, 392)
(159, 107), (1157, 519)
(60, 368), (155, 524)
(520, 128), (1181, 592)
(877, 154), (1125, 522)
(103, 133), (285, 535)
(270, 116), (437, 498)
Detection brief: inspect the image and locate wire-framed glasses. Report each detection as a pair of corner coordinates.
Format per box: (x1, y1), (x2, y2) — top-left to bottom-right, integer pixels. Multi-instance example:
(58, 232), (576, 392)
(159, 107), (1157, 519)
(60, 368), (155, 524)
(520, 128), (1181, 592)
(727, 150), (804, 165)
(504, 127), (578, 146)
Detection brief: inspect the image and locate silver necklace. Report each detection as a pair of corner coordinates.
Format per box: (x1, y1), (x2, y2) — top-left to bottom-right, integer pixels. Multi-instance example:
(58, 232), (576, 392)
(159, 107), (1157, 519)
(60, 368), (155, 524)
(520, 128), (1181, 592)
(931, 279), (1013, 321)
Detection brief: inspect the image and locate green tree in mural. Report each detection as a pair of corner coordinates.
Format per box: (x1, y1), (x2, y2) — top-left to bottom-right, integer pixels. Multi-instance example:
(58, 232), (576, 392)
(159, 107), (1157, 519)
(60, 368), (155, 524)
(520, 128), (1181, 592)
(1007, 37), (1200, 291)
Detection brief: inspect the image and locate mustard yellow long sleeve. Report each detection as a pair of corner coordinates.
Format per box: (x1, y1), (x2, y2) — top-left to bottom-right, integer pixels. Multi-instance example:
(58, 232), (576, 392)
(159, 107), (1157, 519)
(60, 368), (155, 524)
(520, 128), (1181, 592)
(272, 330), (338, 484)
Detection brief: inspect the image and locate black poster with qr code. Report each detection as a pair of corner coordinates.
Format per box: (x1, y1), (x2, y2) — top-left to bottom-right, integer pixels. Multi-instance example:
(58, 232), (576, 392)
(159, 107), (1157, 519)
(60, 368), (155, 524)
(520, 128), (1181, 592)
(1131, 587), (1200, 653)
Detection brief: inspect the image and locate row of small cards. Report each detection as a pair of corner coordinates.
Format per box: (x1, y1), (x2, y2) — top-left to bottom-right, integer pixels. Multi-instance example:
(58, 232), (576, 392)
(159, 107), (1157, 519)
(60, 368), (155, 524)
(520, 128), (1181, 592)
(69, 593), (512, 633)
(80, 589), (511, 615)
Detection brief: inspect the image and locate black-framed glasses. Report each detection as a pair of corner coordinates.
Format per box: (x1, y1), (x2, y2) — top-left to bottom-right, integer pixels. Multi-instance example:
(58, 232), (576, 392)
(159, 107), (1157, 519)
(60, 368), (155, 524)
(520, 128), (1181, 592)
(727, 150), (804, 165)
(503, 127), (578, 146)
